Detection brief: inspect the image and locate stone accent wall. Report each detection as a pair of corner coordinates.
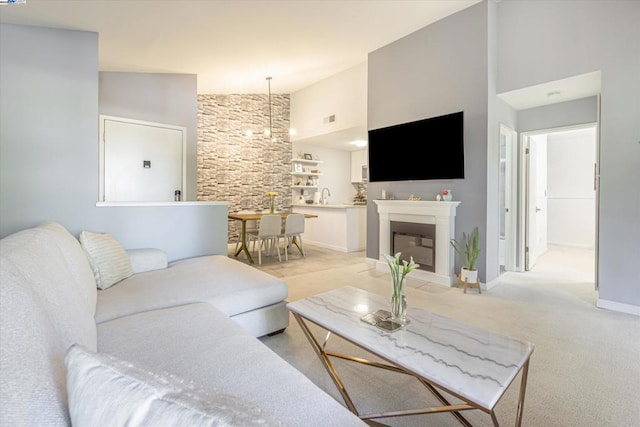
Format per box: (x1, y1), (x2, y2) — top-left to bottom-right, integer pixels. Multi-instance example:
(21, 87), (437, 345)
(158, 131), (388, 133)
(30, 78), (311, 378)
(197, 94), (292, 243)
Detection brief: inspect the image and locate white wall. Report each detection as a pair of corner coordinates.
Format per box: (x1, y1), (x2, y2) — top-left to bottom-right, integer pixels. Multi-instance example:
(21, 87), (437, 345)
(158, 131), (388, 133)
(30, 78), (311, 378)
(291, 62), (367, 141)
(547, 127), (596, 248)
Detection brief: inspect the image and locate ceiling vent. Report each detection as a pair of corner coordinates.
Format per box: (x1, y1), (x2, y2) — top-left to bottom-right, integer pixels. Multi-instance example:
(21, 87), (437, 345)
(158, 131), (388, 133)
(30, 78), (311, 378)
(323, 115), (336, 124)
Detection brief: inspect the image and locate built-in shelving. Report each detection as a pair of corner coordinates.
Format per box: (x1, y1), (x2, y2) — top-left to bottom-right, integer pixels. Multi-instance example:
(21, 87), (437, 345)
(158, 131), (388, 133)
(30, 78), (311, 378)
(292, 158), (324, 164)
(292, 158), (324, 203)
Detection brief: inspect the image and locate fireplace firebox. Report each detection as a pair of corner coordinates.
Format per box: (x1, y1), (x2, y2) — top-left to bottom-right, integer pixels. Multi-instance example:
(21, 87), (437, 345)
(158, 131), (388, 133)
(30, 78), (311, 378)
(390, 221), (436, 273)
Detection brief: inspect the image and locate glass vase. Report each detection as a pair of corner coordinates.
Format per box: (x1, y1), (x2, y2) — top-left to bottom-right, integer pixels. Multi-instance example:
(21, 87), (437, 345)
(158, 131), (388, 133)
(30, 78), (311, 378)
(391, 276), (407, 325)
(269, 197), (275, 214)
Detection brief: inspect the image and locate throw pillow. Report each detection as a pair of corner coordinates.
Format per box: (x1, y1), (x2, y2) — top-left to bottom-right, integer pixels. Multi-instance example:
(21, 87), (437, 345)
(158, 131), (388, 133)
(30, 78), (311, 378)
(64, 345), (284, 426)
(79, 230), (133, 290)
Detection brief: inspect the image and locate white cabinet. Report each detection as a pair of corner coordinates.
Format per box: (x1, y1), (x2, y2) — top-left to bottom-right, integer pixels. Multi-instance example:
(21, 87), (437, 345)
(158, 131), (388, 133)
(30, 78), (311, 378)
(351, 150), (367, 183)
(291, 158), (323, 203)
(292, 205), (366, 252)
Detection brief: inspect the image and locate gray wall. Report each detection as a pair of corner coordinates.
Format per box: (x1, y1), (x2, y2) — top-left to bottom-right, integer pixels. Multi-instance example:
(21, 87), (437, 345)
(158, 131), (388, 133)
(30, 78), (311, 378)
(366, 0), (639, 311)
(367, 1), (490, 280)
(518, 97), (598, 134)
(0, 23), (228, 259)
(497, 1), (640, 308)
(0, 24), (99, 236)
(99, 72), (198, 200)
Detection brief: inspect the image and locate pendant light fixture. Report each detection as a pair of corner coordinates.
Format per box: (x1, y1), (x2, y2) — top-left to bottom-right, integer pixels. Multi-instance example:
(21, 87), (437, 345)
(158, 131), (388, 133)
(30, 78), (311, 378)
(265, 76), (274, 140)
(244, 76), (295, 140)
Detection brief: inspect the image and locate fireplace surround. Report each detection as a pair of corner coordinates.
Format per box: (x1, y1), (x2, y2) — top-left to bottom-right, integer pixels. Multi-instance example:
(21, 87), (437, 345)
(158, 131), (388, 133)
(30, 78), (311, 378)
(374, 200), (461, 286)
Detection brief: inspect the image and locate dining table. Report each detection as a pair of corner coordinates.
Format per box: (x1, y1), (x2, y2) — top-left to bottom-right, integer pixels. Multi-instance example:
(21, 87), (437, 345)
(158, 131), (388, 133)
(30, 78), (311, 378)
(228, 211), (318, 264)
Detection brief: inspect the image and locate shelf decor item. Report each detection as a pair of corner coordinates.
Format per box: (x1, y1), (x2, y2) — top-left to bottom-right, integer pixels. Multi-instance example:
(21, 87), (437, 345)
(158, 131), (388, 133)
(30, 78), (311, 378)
(450, 226), (480, 284)
(441, 189), (453, 201)
(266, 191), (278, 213)
(383, 252), (420, 325)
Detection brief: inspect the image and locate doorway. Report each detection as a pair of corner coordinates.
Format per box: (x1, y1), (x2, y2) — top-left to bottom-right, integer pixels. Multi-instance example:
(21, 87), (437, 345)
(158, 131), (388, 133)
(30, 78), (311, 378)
(99, 115), (187, 202)
(519, 124), (597, 283)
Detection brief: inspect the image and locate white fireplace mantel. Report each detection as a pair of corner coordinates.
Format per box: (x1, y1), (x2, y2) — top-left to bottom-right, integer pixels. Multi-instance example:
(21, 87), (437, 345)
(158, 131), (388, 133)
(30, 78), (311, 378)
(374, 200), (461, 287)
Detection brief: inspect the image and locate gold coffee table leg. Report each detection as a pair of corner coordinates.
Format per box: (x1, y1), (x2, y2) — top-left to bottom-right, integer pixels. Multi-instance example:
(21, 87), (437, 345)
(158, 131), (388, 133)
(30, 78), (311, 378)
(291, 313), (359, 415)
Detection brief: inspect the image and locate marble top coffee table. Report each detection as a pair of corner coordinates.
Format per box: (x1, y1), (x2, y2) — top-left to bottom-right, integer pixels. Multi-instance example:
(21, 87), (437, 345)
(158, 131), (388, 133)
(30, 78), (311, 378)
(287, 286), (534, 426)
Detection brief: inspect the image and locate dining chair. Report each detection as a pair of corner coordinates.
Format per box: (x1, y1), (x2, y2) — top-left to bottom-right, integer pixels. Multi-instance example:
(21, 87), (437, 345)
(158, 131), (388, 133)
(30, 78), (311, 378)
(281, 213), (305, 261)
(233, 210), (259, 254)
(246, 214), (282, 265)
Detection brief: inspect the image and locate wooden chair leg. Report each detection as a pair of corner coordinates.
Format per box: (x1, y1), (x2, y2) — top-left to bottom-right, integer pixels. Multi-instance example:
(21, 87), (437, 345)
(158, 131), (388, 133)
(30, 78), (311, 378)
(299, 235), (305, 257)
(284, 236), (289, 261)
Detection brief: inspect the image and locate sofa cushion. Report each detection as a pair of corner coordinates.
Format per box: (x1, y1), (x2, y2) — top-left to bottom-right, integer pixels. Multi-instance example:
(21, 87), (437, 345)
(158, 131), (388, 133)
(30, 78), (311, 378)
(0, 222), (97, 347)
(0, 221), (99, 425)
(79, 230), (134, 290)
(126, 248), (168, 274)
(0, 268), (71, 426)
(65, 344), (284, 426)
(95, 255), (287, 324)
(98, 303), (366, 426)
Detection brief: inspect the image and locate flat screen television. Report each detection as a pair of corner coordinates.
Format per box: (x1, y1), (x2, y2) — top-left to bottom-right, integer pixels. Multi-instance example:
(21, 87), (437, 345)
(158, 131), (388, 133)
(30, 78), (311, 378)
(367, 111), (464, 182)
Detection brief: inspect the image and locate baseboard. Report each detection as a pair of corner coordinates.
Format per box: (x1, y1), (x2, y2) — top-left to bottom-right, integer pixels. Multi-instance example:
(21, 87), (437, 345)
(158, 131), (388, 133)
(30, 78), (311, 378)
(547, 241), (595, 250)
(302, 239), (361, 253)
(483, 276), (500, 291)
(596, 298), (640, 316)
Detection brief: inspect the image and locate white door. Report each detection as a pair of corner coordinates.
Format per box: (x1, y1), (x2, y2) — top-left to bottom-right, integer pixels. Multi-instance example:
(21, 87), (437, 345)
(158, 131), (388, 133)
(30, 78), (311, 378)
(526, 134), (548, 270)
(101, 116), (186, 202)
(499, 124), (517, 273)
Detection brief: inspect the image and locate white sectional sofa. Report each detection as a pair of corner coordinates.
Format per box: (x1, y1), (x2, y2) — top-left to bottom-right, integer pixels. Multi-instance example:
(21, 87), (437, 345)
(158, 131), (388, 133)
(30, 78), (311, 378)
(0, 221), (365, 426)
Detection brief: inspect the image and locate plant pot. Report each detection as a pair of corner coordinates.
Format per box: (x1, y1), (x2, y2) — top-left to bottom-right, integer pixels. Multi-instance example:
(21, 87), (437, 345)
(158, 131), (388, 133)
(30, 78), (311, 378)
(460, 267), (478, 283)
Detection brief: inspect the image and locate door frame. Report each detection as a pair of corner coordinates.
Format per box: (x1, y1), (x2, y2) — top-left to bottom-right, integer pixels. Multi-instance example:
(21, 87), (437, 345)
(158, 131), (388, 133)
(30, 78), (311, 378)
(499, 124), (518, 273)
(99, 115), (187, 202)
(518, 122), (599, 279)
(523, 133), (549, 270)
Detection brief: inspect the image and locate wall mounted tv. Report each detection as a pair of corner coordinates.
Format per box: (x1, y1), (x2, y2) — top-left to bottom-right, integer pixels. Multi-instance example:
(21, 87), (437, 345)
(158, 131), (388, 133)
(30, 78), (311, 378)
(368, 111), (464, 182)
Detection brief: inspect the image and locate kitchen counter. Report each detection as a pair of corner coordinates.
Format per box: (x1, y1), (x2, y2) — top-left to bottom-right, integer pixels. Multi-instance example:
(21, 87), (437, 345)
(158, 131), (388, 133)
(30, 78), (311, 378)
(292, 204), (366, 252)
(293, 203), (366, 209)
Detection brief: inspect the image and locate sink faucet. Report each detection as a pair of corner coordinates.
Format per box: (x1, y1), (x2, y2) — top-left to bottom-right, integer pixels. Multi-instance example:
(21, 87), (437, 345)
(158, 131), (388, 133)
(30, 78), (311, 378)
(320, 187), (331, 205)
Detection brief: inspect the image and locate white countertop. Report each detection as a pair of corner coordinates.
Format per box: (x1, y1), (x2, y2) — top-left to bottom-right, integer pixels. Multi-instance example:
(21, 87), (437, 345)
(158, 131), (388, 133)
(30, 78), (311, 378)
(293, 203), (367, 209)
(96, 201), (228, 207)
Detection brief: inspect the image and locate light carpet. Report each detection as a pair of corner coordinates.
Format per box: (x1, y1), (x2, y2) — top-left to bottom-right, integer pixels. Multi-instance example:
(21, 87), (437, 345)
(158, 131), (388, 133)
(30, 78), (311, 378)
(230, 244), (640, 426)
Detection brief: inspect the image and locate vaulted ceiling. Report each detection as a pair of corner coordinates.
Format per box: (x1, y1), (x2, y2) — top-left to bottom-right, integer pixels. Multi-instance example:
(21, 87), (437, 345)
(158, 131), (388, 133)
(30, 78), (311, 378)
(0, 0), (481, 94)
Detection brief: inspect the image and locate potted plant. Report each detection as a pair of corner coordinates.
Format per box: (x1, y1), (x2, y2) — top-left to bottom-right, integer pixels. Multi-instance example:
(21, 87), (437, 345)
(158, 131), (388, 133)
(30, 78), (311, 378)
(450, 227), (480, 283)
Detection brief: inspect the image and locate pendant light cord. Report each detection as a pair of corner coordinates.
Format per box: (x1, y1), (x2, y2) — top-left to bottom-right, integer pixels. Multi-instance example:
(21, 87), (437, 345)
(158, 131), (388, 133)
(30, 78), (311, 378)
(266, 76), (273, 138)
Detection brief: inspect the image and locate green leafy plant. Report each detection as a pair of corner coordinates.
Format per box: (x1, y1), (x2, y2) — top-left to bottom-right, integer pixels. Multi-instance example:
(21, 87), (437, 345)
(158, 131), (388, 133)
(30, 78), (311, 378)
(450, 227), (480, 270)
